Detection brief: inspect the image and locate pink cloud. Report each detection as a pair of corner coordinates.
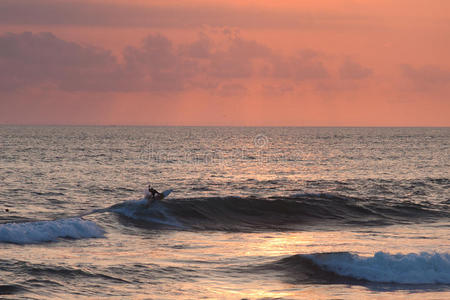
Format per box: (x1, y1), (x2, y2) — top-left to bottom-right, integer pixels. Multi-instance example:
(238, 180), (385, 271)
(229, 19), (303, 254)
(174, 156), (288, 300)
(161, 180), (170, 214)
(0, 31), (350, 94)
(0, 32), (116, 91)
(401, 64), (450, 91)
(339, 58), (372, 80)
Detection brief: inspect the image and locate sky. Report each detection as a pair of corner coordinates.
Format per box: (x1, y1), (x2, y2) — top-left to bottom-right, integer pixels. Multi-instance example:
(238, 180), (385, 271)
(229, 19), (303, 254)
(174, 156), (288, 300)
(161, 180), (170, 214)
(0, 0), (449, 126)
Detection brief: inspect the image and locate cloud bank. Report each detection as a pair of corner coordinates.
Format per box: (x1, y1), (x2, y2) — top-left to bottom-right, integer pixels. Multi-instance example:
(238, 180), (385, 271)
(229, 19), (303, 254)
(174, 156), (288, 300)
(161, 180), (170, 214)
(0, 31), (373, 95)
(0, 32), (117, 91)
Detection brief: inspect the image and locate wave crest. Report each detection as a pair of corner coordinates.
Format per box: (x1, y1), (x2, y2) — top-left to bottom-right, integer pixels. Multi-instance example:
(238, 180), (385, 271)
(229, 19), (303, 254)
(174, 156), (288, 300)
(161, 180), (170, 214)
(107, 193), (448, 231)
(109, 199), (183, 228)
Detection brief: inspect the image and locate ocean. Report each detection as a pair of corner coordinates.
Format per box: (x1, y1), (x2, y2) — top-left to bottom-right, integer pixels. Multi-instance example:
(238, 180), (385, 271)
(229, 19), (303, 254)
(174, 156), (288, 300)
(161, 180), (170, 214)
(0, 126), (449, 299)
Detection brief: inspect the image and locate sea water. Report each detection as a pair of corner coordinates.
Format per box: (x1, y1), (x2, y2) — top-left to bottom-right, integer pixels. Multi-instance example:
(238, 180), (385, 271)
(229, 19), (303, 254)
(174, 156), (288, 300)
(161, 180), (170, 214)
(0, 126), (449, 299)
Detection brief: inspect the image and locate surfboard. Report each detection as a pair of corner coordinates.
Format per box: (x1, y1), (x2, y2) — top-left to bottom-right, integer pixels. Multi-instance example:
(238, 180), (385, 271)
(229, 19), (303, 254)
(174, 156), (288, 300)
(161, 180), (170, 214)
(161, 189), (172, 199)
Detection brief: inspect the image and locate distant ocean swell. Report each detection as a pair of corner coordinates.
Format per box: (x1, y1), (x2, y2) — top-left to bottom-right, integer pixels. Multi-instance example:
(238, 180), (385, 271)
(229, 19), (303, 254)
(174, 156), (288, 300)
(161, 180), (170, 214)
(0, 259), (131, 296)
(264, 251), (450, 285)
(0, 258), (202, 296)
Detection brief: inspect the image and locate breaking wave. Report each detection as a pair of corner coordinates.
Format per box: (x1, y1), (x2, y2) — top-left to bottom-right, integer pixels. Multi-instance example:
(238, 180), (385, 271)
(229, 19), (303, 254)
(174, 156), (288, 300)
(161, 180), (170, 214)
(272, 251), (450, 285)
(0, 218), (105, 244)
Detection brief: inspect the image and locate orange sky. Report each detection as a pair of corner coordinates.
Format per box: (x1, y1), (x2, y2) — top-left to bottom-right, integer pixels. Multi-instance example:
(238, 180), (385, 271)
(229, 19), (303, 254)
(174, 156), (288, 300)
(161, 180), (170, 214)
(0, 0), (449, 126)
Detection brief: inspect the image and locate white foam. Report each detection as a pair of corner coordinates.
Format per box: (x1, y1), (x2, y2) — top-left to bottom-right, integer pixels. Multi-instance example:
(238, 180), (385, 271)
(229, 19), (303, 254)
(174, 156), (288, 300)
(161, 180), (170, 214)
(0, 218), (105, 244)
(307, 251), (450, 284)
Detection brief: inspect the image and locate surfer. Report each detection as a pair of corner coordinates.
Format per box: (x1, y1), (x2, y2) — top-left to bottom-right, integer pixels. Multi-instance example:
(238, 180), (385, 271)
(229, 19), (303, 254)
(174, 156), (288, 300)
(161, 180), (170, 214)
(145, 185), (162, 207)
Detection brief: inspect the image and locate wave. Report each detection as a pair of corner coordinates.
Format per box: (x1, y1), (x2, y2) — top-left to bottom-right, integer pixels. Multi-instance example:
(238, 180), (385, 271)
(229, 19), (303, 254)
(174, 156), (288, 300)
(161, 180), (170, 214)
(0, 259), (128, 296)
(0, 284), (25, 295)
(272, 252), (450, 285)
(0, 218), (105, 244)
(108, 199), (183, 228)
(107, 193), (448, 231)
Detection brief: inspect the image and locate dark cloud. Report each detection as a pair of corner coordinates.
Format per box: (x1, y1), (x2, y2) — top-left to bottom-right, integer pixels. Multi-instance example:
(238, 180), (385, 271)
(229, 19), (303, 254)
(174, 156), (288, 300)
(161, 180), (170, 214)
(339, 58), (372, 79)
(0, 32), (117, 91)
(0, 0), (369, 29)
(401, 64), (450, 91)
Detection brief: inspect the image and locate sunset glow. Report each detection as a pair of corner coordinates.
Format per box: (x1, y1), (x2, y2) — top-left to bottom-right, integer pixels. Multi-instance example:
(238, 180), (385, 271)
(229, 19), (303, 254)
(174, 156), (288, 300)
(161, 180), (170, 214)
(1, 0), (449, 126)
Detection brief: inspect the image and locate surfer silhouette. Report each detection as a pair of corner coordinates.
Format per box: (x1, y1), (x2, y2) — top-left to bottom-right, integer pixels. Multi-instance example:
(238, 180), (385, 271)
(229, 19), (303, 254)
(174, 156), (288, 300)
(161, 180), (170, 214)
(145, 185), (162, 207)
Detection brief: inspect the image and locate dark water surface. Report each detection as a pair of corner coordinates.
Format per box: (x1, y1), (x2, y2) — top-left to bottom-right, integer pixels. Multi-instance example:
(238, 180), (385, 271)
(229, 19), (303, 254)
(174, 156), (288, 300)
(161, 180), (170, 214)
(0, 126), (449, 299)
